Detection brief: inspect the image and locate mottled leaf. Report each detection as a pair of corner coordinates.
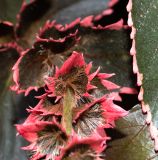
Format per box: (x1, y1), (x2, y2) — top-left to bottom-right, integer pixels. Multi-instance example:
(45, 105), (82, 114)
(129, 0), (158, 150)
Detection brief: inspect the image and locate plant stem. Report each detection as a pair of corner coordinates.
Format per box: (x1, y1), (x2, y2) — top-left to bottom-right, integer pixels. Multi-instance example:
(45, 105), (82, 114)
(62, 88), (75, 135)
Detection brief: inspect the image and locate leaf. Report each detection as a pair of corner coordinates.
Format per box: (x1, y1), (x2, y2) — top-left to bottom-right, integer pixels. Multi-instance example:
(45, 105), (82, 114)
(105, 105), (158, 160)
(0, 0), (23, 23)
(93, 0), (128, 27)
(16, 0), (56, 47)
(12, 34), (78, 94)
(128, 0), (158, 150)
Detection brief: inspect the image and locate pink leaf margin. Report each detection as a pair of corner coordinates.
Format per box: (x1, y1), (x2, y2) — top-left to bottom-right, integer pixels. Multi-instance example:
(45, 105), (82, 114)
(56, 132), (108, 160)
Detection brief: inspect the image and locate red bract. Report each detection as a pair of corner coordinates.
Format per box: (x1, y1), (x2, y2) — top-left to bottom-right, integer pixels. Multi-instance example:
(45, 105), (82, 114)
(73, 96), (128, 138)
(27, 95), (63, 116)
(45, 51), (119, 100)
(27, 94), (127, 138)
(56, 134), (108, 160)
(42, 51), (127, 136)
(17, 120), (68, 160)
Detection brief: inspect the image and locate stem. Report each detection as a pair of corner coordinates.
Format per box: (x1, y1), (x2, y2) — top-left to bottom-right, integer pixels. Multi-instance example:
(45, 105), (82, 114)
(62, 88), (75, 135)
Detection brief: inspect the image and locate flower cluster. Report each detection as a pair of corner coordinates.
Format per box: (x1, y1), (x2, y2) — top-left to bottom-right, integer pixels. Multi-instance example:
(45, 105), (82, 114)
(15, 51), (128, 160)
